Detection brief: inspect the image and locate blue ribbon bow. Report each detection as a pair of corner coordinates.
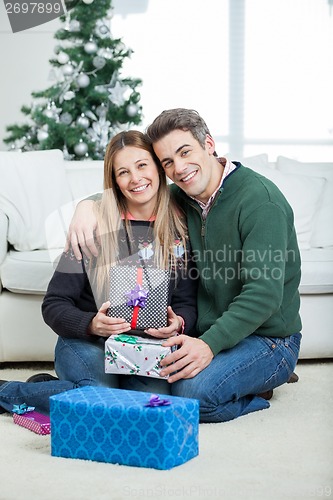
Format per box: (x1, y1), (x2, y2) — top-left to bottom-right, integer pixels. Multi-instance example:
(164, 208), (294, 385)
(12, 403), (35, 415)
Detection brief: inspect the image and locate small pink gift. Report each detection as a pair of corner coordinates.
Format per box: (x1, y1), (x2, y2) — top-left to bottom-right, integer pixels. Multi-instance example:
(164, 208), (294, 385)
(13, 411), (51, 435)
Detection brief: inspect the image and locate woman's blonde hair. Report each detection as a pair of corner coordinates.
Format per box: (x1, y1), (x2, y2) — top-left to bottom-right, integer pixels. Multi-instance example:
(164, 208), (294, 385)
(89, 130), (187, 305)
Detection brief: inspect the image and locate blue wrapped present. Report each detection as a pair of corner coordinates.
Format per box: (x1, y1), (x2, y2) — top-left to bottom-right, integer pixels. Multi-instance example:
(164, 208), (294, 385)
(50, 386), (199, 470)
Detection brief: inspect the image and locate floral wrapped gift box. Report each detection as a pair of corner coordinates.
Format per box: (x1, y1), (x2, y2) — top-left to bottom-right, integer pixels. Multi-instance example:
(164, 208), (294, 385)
(105, 334), (175, 379)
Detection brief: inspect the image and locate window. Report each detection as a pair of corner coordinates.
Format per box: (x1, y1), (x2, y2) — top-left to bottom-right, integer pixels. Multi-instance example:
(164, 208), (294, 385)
(113, 0), (333, 161)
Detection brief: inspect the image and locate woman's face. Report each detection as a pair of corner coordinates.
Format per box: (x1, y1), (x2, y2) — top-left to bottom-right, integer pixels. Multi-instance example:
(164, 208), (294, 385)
(113, 146), (160, 216)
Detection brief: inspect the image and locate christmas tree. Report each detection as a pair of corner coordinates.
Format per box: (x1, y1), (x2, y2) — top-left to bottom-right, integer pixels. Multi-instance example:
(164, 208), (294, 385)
(4, 0), (143, 160)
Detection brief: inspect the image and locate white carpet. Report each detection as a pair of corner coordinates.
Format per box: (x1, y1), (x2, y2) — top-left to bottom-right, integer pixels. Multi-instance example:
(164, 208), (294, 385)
(0, 361), (332, 500)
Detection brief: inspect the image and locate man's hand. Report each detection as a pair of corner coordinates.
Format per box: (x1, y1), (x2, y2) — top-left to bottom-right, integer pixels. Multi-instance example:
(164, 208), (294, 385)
(65, 200), (99, 260)
(159, 335), (214, 383)
(89, 301), (131, 337)
(145, 306), (183, 339)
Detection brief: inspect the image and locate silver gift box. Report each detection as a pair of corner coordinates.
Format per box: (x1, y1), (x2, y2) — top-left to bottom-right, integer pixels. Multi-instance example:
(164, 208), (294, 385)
(105, 334), (175, 379)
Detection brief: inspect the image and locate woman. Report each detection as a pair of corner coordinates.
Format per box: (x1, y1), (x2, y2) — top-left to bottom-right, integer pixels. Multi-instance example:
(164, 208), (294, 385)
(0, 131), (197, 415)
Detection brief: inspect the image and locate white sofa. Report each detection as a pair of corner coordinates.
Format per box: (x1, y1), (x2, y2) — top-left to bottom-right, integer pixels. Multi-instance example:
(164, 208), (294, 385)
(0, 150), (332, 363)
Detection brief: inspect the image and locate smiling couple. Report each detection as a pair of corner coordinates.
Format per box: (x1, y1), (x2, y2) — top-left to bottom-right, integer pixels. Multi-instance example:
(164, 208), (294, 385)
(0, 109), (301, 422)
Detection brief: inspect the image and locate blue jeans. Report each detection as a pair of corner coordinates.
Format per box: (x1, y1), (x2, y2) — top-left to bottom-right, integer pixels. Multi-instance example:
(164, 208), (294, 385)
(0, 337), (170, 415)
(171, 333), (302, 423)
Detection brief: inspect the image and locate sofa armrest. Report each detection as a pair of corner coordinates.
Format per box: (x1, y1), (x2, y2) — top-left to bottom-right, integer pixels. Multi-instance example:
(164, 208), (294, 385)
(0, 209), (9, 293)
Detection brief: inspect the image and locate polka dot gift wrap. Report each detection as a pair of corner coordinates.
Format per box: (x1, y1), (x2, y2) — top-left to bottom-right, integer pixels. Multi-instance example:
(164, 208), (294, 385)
(50, 386), (199, 470)
(107, 266), (170, 330)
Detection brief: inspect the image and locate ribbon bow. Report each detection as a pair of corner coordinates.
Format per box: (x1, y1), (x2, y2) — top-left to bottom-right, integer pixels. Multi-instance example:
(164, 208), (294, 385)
(125, 284), (148, 308)
(145, 394), (171, 407)
(12, 403), (35, 415)
(114, 334), (138, 344)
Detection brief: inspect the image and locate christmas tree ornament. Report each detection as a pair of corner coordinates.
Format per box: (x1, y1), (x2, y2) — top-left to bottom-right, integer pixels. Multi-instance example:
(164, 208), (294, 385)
(98, 47), (113, 60)
(108, 81), (127, 106)
(94, 85), (106, 94)
(77, 73), (90, 88)
(69, 20), (81, 32)
(43, 101), (61, 120)
(74, 140), (88, 156)
(95, 20), (110, 38)
(96, 103), (107, 117)
(84, 40), (98, 54)
(63, 90), (75, 101)
(62, 63), (74, 76)
(57, 52), (69, 64)
(92, 56), (106, 69)
(60, 112), (73, 125)
(87, 117), (111, 150)
(126, 104), (138, 117)
(44, 106), (54, 119)
(37, 126), (49, 142)
(82, 0), (94, 3)
(116, 42), (127, 53)
(77, 113), (90, 128)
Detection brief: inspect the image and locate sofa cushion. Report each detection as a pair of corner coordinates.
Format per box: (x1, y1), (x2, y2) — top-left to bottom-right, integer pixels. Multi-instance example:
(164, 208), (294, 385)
(1, 249), (60, 294)
(277, 156), (333, 248)
(300, 247), (333, 294)
(0, 150), (72, 251)
(225, 153), (272, 170)
(65, 161), (104, 200)
(249, 166), (326, 250)
(42, 161), (105, 250)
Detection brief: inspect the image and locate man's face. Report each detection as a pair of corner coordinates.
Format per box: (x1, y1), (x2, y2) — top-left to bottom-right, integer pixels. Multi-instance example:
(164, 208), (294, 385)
(152, 130), (221, 203)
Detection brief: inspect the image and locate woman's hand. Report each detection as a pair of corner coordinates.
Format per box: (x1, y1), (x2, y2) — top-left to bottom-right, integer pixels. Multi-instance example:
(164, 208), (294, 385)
(65, 200), (99, 261)
(145, 306), (183, 339)
(89, 301), (131, 337)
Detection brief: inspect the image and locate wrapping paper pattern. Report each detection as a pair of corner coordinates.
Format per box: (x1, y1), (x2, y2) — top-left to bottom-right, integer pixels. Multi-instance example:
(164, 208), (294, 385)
(50, 386), (199, 469)
(108, 266), (170, 330)
(13, 411), (51, 435)
(105, 335), (174, 379)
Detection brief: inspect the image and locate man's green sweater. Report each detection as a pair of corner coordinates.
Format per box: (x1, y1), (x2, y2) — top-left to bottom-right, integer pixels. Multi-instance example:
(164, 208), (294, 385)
(171, 163), (302, 356)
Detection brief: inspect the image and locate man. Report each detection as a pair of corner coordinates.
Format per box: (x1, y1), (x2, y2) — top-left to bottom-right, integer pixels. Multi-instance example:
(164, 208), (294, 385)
(67, 109), (302, 422)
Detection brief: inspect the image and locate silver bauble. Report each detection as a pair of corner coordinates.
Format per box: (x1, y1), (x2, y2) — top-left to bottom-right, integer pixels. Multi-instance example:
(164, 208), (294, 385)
(74, 141), (88, 156)
(84, 41), (98, 54)
(96, 24), (109, 38)
(60, 112), (73, 125)
(77, 73), (90, 88)
(57, 52), (69, 64)
(37, 130), (49, 142)
(77, 114), (90, 128)
(92, 56), (106, 69)
(96, 104), (107, 117)
(126, 104), (138, 117)
(102, 48), (113, 60)
(63, 91), (75, 101)
(69, 20), (80, 32)
(62, 64), (74, 76)
(82, 0), (94, 3)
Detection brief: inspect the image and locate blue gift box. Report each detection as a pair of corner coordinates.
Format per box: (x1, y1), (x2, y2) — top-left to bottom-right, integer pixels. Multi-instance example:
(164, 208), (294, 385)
(50, 386), (199, 470)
